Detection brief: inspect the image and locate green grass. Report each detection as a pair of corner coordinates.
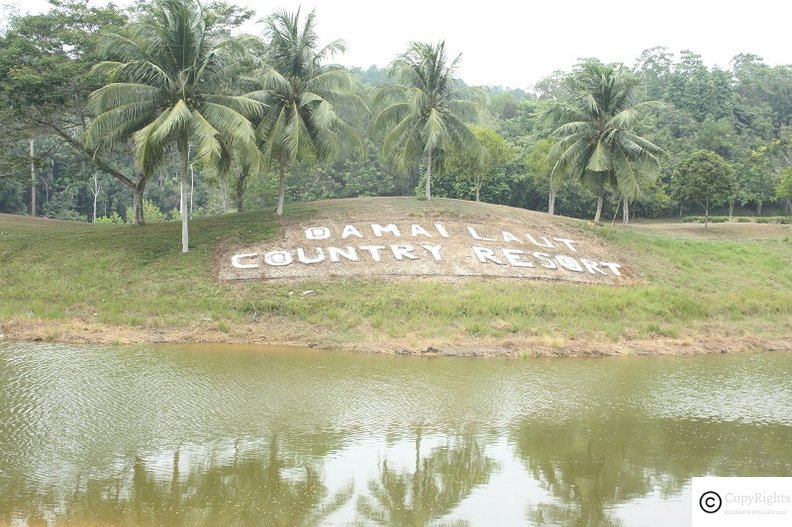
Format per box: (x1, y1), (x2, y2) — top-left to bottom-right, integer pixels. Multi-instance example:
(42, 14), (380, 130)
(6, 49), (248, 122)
(2, 199), (792, 350)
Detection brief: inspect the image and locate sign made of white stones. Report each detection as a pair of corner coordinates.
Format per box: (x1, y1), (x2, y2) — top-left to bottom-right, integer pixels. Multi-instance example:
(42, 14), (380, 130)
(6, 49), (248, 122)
(219, 220), (630, 284)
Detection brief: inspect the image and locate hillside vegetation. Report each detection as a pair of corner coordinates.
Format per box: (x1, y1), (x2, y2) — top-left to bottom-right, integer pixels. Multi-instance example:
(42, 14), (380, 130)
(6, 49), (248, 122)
(1, 198), (791, 356)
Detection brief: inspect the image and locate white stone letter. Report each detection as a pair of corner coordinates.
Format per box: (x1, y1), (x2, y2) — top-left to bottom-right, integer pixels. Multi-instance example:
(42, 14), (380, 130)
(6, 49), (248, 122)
(601, 262), (623, 276)
(467, 226), (497, 241)
(411, 224), (432, 237)
(553, 237), (578, 252)
(435, 223), (450, 238)
(501, 248), (534, 267)
(472, 246), (504, 265)
(359, 245), (386, 262)
(297, 248), (325, 264)
(231, 253), (259, 269)
(420, 244), (443, 260)
(371, 224), (401, 237)
(264, 250), (293, 266)
(390, 244), (419, 260)
(532, 252), (558, 269)
(328, 246), (359, 262)
(556, 255), (583, 272)
(305, 227), (331, 240)
(526, 234), (554, 249)
(341, 225), (364, 239)
(502, 231), (523, 244)
(580, 259), (606, 275)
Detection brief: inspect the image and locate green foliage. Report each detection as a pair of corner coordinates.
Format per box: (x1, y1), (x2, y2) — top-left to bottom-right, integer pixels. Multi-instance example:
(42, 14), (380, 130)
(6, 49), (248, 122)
(547, 61), (664, 214)
(372, 41), (483, 200)
(83, 0), (265, 248)
(256, 8), (364, 215)
(672, 150), (737, 221)
(2, 6), (792, 225)
(664, 51), (734, 122)
(682, 216), (730, 223)
(125, 200), (168, 224)
(776, 167), (792, 202)
(96, 212), (125, 224)
(442, 125), (515, 201)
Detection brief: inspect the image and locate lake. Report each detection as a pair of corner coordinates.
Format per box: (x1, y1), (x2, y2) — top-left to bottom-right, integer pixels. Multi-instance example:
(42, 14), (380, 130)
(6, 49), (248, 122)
(1, 342), (791, 526)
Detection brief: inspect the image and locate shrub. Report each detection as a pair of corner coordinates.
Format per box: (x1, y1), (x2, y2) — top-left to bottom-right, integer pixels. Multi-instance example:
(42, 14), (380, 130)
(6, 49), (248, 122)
(95, 212), (125, 224)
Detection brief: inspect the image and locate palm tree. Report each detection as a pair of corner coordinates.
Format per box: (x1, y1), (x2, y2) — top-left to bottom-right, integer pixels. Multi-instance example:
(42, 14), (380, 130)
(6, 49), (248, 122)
(84, 0), (265, 252)
(372, 41), (483, 201)
(547, 62), (663, 223)
(257, 8), (364, 216)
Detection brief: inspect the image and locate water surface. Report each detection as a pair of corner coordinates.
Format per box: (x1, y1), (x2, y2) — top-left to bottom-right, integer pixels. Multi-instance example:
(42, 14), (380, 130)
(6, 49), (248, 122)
(1, 342), (790, 526)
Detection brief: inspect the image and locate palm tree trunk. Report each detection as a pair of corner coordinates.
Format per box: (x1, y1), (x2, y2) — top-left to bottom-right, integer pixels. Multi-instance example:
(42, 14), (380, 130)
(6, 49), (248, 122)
(179, 143), (189, 253)
(548, 187), (556, 215)
(729, 201), (735, 220)
(91, 173), (99, 223)
(594, 194), (604, 223)
(622, 195), (629, 224)
(277, 154), (286, 216)
(475, 180), (481, 202)
(425, 150), (432, 201)
(236, 167), (249, 212)
(132, 180), (145, 226)
(189, 159), (194, 217)
(29, 138), (36, 217)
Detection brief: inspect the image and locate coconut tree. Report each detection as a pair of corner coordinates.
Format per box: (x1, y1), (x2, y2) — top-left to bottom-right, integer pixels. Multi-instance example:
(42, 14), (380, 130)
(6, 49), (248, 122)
(547, 62), (663, 223)
(84, 0), (265, 252)
(372, 41), (483, 201)
(257, 8), (364, 216)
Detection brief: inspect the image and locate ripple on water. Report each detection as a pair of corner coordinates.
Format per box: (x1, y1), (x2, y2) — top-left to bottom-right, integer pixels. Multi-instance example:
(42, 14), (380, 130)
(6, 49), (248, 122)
(1, 342), (791, 526)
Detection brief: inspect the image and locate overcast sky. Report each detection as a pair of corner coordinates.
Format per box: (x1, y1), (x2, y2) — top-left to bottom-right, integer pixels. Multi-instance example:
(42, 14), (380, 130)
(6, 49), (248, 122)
(6, 0), (792, 89)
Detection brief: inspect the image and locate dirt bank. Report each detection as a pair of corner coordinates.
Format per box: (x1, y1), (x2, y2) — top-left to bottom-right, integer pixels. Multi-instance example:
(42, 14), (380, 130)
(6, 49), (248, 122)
(3, 318), (791, 358)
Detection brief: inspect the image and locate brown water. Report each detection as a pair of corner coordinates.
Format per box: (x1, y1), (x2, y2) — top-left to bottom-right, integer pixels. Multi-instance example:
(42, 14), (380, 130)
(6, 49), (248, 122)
(1, 342), (791, 526)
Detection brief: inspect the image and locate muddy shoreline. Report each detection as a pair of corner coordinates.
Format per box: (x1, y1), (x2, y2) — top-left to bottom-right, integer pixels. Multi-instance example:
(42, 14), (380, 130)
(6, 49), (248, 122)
(2, 318), (791, 358)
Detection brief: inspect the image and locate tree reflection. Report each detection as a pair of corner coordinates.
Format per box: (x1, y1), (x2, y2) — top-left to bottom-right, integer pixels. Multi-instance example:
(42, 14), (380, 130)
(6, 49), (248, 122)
(513, 415), (792, 527)
(357, 434), (496, 526)
(3, 437), (351, 526)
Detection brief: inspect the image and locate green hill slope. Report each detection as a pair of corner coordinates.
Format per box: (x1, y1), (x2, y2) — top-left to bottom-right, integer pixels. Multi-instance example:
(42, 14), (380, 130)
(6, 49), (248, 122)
(1, 198), (791, 356)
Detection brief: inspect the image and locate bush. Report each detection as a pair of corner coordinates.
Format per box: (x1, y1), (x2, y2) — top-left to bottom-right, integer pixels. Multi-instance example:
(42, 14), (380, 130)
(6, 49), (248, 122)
(682, 216), (729, 223)
(125, 199), (168, 223)
(756, 216), (791, 224)
(95, 212), (125, 224)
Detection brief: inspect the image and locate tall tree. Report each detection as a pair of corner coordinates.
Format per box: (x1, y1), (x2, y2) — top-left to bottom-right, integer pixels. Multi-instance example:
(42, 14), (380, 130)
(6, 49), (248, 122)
(257, 8), (364, 216)
(0, 1), (155, 221)
(84, 0), (265, 252)
(672, 150), (737, 227)
(776, 166), (792, 215)
(372, 41), (483, 201)
(547, 62), (664, 223)
(444, 125), (514, 202)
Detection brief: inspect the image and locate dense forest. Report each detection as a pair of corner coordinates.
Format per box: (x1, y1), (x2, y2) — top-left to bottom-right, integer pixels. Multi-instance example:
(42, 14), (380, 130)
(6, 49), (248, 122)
(1, 0), (791, 231)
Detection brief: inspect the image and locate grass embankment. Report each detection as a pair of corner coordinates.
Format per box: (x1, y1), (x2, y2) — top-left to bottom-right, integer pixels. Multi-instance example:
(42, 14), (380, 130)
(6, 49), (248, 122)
(2, 197), (792, 356)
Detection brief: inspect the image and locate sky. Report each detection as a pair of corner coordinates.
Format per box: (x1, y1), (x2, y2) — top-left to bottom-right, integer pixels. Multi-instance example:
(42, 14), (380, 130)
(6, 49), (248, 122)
(6, 0), (792, 90)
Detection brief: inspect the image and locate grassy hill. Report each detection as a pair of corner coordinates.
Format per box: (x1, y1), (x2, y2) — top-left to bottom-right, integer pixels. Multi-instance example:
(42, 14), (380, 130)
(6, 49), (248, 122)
(2, 197), (791, 356)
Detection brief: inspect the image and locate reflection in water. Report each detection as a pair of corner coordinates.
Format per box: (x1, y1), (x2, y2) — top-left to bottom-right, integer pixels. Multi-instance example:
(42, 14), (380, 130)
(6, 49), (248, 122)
(1, 438), (352, 526)
(515, 416), (792, 526)
(358, 432), (496, 526)
(1, 343), (791, 526)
